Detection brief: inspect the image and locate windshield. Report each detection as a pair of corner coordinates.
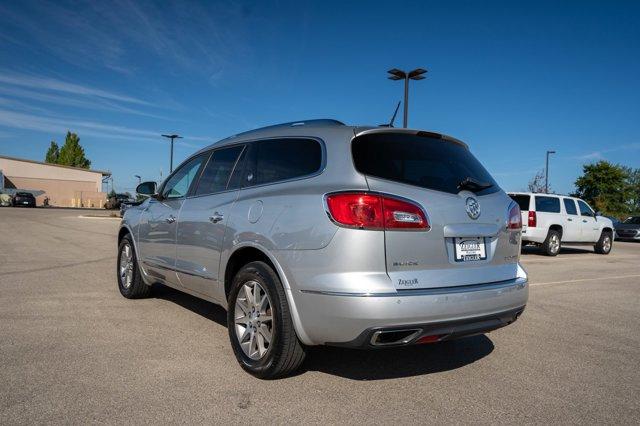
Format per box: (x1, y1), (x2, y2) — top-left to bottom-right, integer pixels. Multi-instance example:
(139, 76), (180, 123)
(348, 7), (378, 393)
(352, 133), (499, 195)
(623, 216), (640, 224)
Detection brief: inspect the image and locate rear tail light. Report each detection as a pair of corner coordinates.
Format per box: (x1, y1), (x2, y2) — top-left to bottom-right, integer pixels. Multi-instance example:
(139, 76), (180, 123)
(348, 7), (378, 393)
(325, 192), (429, 231)
(507, 203), (522, 230)
(528, 210), (537, 227)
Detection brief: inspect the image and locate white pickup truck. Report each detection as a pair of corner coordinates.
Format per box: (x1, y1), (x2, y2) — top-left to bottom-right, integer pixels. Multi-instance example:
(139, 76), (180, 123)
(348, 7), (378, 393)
(508, 192), (614, 256)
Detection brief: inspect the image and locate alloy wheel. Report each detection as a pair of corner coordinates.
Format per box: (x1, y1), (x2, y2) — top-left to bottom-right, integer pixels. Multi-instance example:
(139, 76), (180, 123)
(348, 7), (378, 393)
(549, 234), (560, 254)
(234, 280), (274, 360)
(119, 243), (134, 289)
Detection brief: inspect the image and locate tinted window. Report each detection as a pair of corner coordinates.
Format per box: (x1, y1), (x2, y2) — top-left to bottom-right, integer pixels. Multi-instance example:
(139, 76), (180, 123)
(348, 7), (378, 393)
(563, 198), (577, 215)
(162, 155), (206, 199)
(578, 200), (594, 217)
(194, 146), (244, 196)
(510, 194), (530, 211)
(535, 196), (561, 213)
(352, 133), (499, 195)
(623, 216), (640, 224)
(244, 138), (322, 186)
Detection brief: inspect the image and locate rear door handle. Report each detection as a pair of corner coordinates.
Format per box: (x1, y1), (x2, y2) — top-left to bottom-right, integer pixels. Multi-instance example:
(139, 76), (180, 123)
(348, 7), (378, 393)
(165, 215), (176, 224)
(582, 219), (587, 223)
(209, 212), (224, 223)
(567, 218), (573, 221)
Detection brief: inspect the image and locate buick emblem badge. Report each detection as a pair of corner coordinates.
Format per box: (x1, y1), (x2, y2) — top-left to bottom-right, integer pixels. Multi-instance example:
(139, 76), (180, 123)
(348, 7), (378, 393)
(465, 197), (480, 220)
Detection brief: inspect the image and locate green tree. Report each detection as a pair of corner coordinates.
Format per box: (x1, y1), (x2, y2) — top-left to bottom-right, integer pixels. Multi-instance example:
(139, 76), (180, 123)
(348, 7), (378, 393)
(57, 131), (91, 168)
(44, 141), (60, 164)
(625, 167), (640, 214)
(574, 161), (630, 216)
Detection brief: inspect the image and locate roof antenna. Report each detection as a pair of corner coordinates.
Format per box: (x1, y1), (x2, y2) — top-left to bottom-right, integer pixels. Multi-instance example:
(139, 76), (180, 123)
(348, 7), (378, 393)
(379, 101), (401, 127)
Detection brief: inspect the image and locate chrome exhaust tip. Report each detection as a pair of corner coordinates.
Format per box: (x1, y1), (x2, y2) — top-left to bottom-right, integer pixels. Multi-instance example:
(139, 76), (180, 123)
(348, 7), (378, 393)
(370, 328), (422, 346)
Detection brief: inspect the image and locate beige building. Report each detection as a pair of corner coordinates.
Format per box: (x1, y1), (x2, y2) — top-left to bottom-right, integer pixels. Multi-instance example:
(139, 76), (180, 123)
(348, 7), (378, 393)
(0, 155), (110, 208)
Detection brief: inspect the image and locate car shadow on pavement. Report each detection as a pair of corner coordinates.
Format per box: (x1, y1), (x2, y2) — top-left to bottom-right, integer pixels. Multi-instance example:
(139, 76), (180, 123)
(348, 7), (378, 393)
(151, 284), (228, 327)
(302, 336), (494, 380)
(521, 246), (594, 256)
(150, 283), (494, 381)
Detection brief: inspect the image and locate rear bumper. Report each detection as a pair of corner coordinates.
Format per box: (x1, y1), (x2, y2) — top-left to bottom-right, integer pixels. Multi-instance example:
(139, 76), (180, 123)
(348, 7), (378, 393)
(330, 306), (524, 348)
(291, 266), (529, 346)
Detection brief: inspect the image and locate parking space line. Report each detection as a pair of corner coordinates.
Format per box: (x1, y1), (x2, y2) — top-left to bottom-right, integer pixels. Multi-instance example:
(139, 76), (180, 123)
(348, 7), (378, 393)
(530, 274), (640, 287)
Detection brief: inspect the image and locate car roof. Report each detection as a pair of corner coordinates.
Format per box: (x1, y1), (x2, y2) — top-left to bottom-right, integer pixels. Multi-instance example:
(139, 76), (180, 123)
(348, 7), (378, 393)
(193, 119), (468, 155)
(508, 192), (579, 200)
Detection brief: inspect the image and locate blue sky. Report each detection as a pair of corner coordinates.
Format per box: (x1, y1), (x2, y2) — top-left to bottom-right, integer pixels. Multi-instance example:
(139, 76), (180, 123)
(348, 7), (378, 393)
(0, 0), (638, 194)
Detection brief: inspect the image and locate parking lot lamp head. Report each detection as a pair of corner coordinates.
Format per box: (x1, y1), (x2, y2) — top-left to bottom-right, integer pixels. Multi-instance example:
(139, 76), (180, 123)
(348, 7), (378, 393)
(387, 68), (427, 128)
(161, 134), (183, 173)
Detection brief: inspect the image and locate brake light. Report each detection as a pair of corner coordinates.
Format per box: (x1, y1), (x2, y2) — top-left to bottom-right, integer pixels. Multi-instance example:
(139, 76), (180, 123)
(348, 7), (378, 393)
(507, 203), (522, 230)
(528, 210), (537, 227)
(325, 192), (429, 230)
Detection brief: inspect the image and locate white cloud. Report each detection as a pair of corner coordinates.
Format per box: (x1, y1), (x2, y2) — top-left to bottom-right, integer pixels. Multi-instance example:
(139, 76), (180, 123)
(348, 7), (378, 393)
(0, 109), (206, 148)
(0, 72), (149, 106)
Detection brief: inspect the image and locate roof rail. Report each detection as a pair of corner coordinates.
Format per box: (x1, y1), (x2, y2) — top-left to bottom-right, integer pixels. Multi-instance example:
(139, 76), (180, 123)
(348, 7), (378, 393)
(226, 119), (345, 140)
(261, 119), (345, 129)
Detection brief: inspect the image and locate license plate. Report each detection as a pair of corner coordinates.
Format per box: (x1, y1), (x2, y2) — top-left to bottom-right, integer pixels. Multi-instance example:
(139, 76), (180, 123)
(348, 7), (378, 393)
(23, 201), (29, 205)
(454, 237), (487, 262)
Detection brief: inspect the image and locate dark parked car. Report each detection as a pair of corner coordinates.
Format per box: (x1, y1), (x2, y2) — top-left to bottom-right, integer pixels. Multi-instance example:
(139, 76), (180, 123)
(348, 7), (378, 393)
(615, 216), (640, 241)
(12, 192), (36, 207)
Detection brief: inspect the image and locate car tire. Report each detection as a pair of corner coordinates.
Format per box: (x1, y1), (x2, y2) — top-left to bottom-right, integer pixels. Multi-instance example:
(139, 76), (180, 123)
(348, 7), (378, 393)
(227, 261), (306, 379)
(594, 231), (613, 255)
(117, 234), (151, 299)
(541, 229), (561, 256)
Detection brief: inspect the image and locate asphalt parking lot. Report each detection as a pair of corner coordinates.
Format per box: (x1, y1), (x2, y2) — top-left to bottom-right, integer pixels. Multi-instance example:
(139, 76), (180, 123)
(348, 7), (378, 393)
(1, 208), (639, 424)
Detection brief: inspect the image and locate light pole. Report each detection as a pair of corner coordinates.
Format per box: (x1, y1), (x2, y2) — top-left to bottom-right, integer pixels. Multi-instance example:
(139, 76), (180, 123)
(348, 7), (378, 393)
(134, 175), (141, 184)
(545, 150), (556, 194)
(161, 134), (182, 173)
(387, 68), (427, 128)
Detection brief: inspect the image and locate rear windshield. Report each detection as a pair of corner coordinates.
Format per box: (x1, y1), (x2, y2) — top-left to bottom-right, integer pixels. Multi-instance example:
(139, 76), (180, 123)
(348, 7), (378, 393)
(16, 192), (32, 197)
(535, 196), (561, 213)
(509, 194), (530, 211)
(352, 133), (499, 195)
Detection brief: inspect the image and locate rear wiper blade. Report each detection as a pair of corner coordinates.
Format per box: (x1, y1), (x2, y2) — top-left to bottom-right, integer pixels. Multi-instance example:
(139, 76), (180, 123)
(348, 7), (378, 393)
(457, 177), (493, 192)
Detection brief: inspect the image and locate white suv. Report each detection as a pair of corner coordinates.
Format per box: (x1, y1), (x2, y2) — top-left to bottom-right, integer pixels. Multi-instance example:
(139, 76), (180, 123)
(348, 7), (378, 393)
(508, 192), (614, 256)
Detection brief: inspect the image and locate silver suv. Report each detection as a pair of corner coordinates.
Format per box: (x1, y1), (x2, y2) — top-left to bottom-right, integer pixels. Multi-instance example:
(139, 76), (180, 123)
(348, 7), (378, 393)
(118, 120), (528, 378)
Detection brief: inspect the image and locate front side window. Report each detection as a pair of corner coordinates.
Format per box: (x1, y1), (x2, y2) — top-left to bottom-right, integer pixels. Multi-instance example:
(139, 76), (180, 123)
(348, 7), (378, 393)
(194, 146), (244, 196)
(623, 216), (640, 224)
(352, 133), (499, 195)
(162, 155), (206, 199)
(535, 196), (561, 213)
(244, 138), (322, 186)
(578, 200), (594, 217)
(563, 198), (577, 215)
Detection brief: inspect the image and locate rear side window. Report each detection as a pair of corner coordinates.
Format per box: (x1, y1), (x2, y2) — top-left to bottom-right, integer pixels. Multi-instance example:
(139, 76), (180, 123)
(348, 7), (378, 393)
(563, 198), (577, 215)
(244, 138), (322, 186)
(578, 200), (594, 217)
(194, 146), (244, 196)
(535, 196), (560, 213)
(352, 133), (499, 195)
(510, 194), (530, 211)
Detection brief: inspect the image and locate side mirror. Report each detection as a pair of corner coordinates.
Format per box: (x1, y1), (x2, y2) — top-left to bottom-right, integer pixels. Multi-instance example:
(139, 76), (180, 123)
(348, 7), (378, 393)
(136, 181), (158, 198)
